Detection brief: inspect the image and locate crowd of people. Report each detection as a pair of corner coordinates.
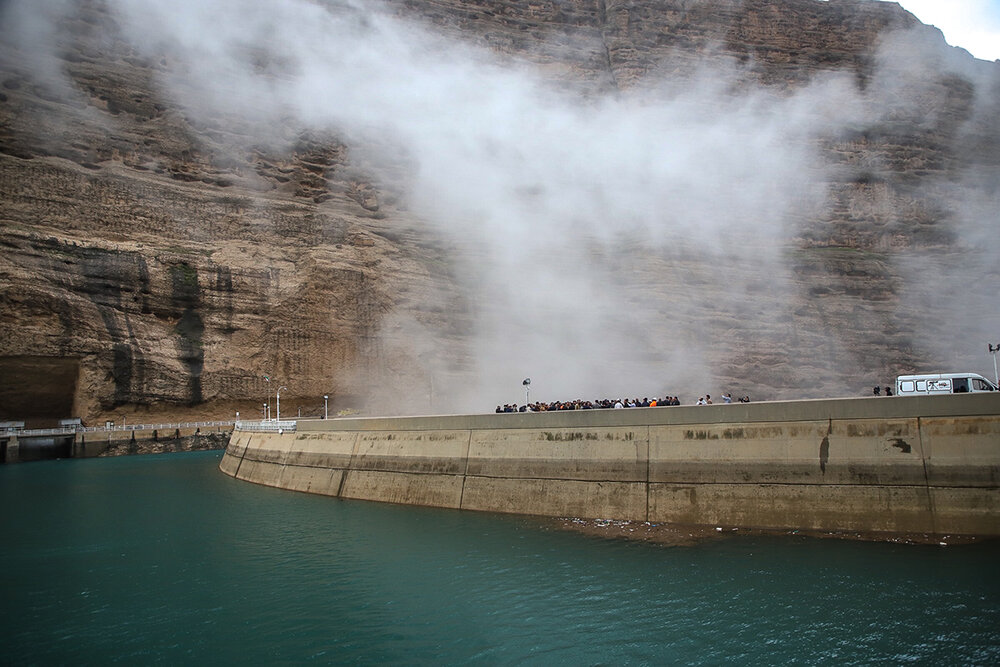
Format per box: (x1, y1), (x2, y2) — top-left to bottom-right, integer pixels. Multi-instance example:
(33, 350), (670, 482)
(495, 393), (749, 413)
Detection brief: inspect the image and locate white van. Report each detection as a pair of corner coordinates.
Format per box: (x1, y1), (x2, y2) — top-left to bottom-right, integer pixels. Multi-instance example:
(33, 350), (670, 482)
(895, 372), (998, 395)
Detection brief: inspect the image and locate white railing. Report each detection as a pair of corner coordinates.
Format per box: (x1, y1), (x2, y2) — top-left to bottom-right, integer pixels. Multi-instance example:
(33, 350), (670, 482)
(2, 421), (234, 438)
(234, 420), (297, 433)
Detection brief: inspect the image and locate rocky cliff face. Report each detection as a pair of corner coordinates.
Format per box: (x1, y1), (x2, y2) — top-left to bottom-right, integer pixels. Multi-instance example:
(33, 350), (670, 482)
(1, 0), (998, 422)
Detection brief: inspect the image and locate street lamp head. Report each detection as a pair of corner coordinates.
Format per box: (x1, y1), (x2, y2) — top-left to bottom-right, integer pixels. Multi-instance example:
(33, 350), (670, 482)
(523, 378), (530, 386)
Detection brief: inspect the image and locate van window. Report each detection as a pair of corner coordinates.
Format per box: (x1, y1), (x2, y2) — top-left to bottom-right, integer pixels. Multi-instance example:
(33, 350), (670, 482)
(916, 380), (926, 391)
(900, 380), (915, 392)
(953, 378), (970, 393)
(973, 378), (995, 391)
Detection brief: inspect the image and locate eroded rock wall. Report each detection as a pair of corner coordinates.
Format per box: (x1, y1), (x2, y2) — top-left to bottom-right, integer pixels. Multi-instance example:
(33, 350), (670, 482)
(1, 0), (998, 421)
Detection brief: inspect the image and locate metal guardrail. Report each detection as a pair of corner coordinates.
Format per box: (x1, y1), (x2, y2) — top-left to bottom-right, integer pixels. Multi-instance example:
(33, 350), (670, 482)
(235, 420), (297, 433)
(1, 421), (234, 438)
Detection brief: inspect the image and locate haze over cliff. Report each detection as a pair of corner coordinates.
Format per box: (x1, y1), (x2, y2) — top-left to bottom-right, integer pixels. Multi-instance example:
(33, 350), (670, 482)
(1, 0), (998, 422)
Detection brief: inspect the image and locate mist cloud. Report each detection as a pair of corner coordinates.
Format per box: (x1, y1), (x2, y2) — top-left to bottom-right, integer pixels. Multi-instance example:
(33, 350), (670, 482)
(869, 27), (1000, 380)
(9, 0), (997, 410)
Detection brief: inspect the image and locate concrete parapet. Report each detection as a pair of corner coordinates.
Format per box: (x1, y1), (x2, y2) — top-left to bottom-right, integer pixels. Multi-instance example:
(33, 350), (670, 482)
(223, 394), (1000, 536)
(293, 393), (1000, 431)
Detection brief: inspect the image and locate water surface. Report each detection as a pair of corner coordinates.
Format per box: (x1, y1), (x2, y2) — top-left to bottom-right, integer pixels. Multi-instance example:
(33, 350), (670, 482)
(2, 451), (998, 664)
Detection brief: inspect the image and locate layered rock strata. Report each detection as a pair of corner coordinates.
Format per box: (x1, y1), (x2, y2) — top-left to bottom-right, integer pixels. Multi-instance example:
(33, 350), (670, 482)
(0, 0), (998, 422)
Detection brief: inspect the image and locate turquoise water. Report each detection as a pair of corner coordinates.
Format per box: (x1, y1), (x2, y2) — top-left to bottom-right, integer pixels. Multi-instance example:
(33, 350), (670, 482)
(1, 451), (998, 665)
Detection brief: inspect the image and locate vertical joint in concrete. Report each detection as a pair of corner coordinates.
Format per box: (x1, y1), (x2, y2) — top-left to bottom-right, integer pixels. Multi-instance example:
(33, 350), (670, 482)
(458, 429), (473, 509)
(643, 425), (651, 523)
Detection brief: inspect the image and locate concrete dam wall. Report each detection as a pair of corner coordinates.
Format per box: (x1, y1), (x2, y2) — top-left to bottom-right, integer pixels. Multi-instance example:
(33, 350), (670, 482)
(219, 395), (1000, 536)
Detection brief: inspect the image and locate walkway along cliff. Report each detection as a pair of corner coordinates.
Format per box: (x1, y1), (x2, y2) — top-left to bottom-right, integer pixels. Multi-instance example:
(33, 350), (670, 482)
(219, 395), (1000, 537)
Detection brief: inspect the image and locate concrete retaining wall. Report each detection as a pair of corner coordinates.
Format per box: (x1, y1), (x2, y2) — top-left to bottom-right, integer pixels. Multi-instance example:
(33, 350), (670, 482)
(73, 426), (227, 458)
(219, 394), (1000, 536)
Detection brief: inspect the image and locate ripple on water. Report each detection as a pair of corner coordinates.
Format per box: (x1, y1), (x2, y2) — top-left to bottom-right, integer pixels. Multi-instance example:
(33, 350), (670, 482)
(1, 453), (998, 664)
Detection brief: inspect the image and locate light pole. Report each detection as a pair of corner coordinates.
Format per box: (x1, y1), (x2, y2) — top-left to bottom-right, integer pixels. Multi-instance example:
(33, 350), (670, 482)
(262, 403), (267, 420)
(324, 395), (329, 419)
(990, 343), (1000, 386)
(277, 386), (287, 422)
(263, 375), (272, 420)
(523, 378), (531, 406)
